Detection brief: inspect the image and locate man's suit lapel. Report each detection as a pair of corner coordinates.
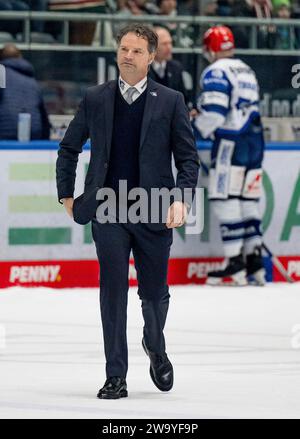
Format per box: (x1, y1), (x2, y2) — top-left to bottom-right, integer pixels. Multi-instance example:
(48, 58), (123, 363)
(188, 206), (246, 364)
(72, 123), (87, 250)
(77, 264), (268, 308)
(140, 78), (159, 151)
(102, 78), (159, 155)
(103, 80), (117, 158)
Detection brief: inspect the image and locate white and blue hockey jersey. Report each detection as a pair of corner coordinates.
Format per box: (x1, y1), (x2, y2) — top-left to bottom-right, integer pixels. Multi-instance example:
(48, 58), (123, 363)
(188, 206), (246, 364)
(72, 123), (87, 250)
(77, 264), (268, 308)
(194, 57), (261, 138)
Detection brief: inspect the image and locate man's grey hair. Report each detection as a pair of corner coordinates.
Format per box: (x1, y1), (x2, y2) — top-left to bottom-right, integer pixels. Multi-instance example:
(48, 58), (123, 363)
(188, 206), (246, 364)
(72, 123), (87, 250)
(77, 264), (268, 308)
(116, 23), (158, 53)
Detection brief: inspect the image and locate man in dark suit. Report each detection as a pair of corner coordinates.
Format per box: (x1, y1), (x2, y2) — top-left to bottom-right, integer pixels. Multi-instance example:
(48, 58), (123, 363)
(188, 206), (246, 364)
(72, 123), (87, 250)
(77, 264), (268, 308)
(148, 26), (189, 105)
(56, 24), (199, 399)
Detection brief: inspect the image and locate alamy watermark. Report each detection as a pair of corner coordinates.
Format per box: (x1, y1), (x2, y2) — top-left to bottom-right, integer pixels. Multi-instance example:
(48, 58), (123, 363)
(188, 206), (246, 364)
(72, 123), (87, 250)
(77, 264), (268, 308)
(291, 324), (300, 349)
(291, 64), (300, 89)
(0, 324), (6, 351)
(94, 181), (204, 235)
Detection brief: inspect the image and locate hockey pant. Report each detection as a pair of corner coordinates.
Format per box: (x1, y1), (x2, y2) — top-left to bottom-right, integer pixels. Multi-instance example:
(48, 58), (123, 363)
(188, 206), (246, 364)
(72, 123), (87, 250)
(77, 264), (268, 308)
(208, 122), (265, 258)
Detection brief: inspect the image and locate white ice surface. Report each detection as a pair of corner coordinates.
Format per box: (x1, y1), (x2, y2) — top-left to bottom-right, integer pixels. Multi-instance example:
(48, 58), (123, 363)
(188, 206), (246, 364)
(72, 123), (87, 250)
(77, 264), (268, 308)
(0, 283), (300, 419)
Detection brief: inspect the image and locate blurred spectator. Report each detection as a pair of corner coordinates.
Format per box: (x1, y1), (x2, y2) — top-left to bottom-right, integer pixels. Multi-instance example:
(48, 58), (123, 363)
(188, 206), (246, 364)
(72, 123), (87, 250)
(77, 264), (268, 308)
(232, 0), (273, 17)
(113, 0), (158, 37)
(115, 0), (158, 18)
(0, 44), (51, 140)
(148, 26), (189, 103)
(48, 0), (105, 11)
(201, 0), (218, 15)
(23, 0), (49, 33)
(217, 0), (234, 16)
(253, 0), (273, 16)
(271, 1), (298, 48)
(177, 0), (199, 15)
(0, 0), (29, 11)
(158, 0), (177, 15)
(231, 0), (274, 48)
(0, 0), (29, 36)
(157, 0), (193, 47)
(195, 0), (219, 47)
(48, 0), (106, 44)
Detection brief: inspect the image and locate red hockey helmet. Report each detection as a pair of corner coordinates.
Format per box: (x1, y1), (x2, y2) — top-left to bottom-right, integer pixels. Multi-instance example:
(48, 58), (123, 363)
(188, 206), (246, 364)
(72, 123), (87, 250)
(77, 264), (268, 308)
(203, 25), (235, 53)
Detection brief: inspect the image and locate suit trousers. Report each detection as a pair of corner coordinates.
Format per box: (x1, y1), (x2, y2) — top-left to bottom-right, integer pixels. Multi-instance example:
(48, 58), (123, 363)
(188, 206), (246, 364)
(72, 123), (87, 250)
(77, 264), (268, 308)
(91, 217), (173, 379)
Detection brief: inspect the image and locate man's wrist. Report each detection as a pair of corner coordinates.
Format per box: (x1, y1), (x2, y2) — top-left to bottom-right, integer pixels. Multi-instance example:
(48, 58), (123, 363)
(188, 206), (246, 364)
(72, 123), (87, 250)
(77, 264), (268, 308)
(60, 197), (73, 204)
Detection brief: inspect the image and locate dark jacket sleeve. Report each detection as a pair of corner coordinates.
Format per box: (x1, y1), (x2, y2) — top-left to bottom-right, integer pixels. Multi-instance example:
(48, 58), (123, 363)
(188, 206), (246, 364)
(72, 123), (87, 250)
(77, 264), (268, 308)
(56, 92), (89, 203)
(171, 92), (200, 204)
(179, 77), (189, 107)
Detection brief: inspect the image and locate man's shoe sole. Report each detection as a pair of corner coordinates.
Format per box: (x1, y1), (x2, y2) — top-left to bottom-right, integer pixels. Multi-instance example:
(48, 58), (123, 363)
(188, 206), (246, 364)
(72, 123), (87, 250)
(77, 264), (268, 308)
(97, 389), (128, 399)
(142, 338), (173, 392)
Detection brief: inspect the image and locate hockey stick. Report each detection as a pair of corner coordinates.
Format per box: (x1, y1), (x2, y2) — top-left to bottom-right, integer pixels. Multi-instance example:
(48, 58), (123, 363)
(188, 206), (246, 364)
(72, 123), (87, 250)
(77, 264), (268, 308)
(261, 242), (294, 283)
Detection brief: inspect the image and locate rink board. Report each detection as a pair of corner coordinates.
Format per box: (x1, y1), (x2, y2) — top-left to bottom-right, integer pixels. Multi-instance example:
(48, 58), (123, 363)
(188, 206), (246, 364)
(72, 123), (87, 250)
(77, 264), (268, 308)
(1, 256), (300, 288)
(0, 141), (299, 287)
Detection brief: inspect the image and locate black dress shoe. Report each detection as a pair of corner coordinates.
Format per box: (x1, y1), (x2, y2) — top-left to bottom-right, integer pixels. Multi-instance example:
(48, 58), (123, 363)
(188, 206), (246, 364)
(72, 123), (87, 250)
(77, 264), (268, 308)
(97, 376), (128, 399)
(142, 338), (173, 392)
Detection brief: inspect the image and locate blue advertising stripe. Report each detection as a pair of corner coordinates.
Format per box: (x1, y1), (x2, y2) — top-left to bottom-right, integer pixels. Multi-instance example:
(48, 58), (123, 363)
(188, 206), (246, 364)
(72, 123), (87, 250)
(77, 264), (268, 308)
(0, 141), (90, 150)
(196, 141), (300, 151)
(0, 140), (300, 151)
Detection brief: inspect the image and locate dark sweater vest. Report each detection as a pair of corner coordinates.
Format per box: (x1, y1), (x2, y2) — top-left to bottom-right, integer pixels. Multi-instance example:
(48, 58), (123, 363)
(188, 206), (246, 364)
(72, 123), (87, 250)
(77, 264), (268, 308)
(151, 69), (169, 88)
(104, 86), (147, 198)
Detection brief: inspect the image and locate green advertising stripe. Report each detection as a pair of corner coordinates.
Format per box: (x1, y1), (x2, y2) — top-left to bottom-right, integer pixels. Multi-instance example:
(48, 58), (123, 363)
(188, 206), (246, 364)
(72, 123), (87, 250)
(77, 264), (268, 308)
(9, 195), (63, 213)
(9, 163), (55, 180)
(84, 223), (93, 244)
(9, 228), (71, 245)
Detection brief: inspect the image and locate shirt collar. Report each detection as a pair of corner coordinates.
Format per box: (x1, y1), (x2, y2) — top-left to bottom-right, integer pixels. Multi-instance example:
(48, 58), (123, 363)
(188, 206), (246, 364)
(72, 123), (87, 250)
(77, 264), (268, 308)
(152, 60), (167, 71)
(119, 76), (147, 95)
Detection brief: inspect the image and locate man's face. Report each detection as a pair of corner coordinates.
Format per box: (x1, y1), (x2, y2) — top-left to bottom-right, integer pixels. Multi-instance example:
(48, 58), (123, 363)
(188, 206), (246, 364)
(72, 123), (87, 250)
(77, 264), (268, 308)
(117, 32), (155, 78)
(204, 1), (218, 16)
(277, 5), (290, 18)
(159, 0), (177, 15)
(156, 29), (173, 61)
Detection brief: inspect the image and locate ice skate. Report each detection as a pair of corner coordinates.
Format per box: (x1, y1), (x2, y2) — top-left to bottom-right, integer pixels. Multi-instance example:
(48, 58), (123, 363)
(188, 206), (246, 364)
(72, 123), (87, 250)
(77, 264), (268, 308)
(206, 254), (248, 286)
(246, 246), (266, 286)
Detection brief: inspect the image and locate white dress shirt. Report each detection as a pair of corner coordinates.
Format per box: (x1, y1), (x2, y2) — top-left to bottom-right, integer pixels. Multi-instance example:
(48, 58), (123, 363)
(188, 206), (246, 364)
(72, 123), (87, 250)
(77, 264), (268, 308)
(119, 76), (147, 103)
(152, 60), (167, 79)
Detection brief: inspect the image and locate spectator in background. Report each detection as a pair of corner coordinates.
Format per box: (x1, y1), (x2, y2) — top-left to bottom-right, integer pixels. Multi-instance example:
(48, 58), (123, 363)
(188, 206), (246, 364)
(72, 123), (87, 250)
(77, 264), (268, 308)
(157, 0), (193, 47)
(232, 0), (273, 17)
(217, 0), (234, 16)
(0, 0), (29, 12)
(0, 0), (29, 37)
(113, 0), (158, 37)
(271, 0), (297, 49)
(177, 0), (199, 15)
(195, 0), (219, 47)
(48, 0), (106, 44)
(201, 0), (218, 15)
(23, 0), (50, 33)
(231, 0), (274, 48)
(0, 0), (28, 10)
(148, 26), (189, 104)
(0, 44), (51, 140)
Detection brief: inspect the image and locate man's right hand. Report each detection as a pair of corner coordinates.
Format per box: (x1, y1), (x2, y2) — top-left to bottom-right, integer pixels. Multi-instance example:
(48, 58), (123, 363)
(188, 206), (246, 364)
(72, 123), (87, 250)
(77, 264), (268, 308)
(62, 197), (74, 218)
(189, 108), (200, 119)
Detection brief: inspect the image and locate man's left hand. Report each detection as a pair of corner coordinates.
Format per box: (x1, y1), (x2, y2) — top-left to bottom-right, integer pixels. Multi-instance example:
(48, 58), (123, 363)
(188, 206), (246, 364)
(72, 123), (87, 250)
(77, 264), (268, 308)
(166, 201), (188, 229)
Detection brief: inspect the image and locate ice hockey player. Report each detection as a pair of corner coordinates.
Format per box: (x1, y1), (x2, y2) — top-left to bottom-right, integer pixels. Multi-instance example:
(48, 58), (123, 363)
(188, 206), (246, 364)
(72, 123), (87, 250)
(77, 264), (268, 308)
(194, 25), (266, 286)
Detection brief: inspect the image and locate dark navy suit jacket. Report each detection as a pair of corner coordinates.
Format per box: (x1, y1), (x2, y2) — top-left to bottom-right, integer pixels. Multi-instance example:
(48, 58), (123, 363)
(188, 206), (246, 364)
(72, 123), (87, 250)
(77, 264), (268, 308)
(56, 77), (200, 230)
(148, 59), (189, 105)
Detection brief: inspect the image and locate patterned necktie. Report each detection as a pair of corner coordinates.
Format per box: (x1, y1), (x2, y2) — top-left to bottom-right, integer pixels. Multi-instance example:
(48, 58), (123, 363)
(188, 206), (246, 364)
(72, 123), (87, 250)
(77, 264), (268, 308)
(124, 87), (137, 104)
(156, 64), (165, 79)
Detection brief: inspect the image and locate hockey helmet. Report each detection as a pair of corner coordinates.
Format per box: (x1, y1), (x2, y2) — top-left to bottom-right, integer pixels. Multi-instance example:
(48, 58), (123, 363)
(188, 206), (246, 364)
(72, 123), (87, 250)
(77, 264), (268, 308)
(203, 25), (235, 53)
